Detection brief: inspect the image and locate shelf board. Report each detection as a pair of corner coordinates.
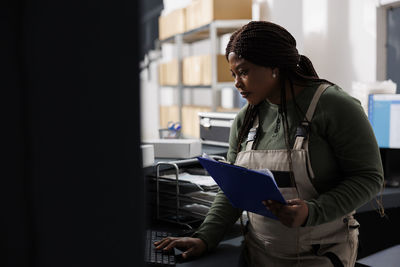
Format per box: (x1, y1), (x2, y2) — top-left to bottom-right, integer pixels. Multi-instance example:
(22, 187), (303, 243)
(158, 105), (241, 113)
(159, 35), (175, 44)
(215, 82), (235, 89)
(159, 82), (235, 89)
(159, 85), (209, 89)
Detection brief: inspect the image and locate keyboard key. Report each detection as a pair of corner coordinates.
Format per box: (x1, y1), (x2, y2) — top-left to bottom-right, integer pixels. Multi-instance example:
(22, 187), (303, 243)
(145, 230), (176, 266)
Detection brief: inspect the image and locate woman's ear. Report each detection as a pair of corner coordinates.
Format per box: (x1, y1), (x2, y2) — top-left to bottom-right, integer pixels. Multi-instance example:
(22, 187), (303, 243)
(271, 68), (279, 79)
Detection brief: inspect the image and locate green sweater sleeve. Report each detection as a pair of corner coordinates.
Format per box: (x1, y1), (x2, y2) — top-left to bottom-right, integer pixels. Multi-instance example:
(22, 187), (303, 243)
(193, 190), (242, 251)
(305, 86), (384, 226)
(193, 109), (245, 251)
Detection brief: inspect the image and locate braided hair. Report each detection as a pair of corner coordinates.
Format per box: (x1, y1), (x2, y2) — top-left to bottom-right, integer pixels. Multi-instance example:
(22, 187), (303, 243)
(226, 21), (331, 155)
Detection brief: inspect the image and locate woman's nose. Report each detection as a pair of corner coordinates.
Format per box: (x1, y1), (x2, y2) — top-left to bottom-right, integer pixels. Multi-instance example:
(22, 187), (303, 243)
(234, 77), (242, 89)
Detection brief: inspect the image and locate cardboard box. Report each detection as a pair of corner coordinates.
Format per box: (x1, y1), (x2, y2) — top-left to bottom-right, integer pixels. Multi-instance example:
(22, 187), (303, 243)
(159, 8), (186, 40)
(185, 1), (201, 32)
(143, 139), (202, 159)
(183, 56), (202, 85)
(182, 105), (212, 138)
(201, 55), (212, 85)
(159, 105), (180, 130)
(167, 59), (179, 85)
(202, 55), (232, 85)
(158, 63), (166, 85)
(159, 59), (178, 86)
(186, 0), (252, 31)
(182, 55), (231, 86)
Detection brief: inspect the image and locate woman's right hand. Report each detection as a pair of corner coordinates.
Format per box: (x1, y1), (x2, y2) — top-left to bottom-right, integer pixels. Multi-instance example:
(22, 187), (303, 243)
(154, 236), (207, 259)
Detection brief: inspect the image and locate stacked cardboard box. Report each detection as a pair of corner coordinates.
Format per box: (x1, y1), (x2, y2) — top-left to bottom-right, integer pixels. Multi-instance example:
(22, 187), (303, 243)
(158, 59), (179, 86)
(185, 0), (252, 31)
(158, 0), (252, 139)
(182, 56), (202, 85)
(159, 105), (180, 132)
(203, 55), (232, 85)
(158, 8), (186, 40)
(159, 0), (252, 40)
(183, 55), (231, 85)
(182, 105), (212, 138)
(159, 105), (212, 138)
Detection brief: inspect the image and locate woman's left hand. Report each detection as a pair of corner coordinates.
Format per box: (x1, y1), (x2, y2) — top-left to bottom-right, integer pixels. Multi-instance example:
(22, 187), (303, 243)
(262, 199), (309, 227)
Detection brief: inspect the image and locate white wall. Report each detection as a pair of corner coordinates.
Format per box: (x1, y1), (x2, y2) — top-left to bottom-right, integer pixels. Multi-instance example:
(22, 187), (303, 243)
(162, 0), (191, 15)
(140, 51), (161, 140)
(257, 0), (379, 91)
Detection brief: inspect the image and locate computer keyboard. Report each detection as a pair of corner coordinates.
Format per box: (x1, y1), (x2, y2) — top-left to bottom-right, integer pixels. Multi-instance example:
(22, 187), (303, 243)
(145, 230), (176, 266)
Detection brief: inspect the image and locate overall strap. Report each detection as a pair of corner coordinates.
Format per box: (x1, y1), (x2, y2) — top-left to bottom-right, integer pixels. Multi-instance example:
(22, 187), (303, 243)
(245, 115), (259, 151)
(305, 83), (330, 121)
(293, 83), (330, 150)
(293, 83), (330, 178)
(246, 83), (330, 153)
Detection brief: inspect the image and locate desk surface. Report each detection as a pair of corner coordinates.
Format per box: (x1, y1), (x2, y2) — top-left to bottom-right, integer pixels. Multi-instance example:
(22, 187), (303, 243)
(357, 187), (400, 212)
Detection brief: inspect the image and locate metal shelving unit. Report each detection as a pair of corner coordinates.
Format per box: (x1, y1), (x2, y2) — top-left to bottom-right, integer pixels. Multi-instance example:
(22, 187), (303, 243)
(154, 155), (225, 229)
(158, 19), (250, 123)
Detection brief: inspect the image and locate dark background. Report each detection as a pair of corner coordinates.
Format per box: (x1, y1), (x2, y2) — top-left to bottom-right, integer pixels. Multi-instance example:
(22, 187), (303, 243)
(387, 6), (400, 93)
(1, 0), (145, 266)
(140, 0), (163, 60)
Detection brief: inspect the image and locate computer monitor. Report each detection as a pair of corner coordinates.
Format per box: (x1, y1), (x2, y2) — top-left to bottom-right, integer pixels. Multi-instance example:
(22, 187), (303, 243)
(369, 94), (400, 185)
(368, 94), (400, 149)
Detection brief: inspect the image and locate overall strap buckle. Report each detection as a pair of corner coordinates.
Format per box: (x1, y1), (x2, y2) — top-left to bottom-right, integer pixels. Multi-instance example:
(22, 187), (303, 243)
(295, 121), (310, 139)
(293, 121), (310, 150)
(245, 115), (260, 151)
(247, 127), (257, 142)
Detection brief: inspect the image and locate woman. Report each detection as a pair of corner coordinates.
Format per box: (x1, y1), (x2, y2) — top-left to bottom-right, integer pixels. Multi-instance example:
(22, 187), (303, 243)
(155, 21), (384, 267)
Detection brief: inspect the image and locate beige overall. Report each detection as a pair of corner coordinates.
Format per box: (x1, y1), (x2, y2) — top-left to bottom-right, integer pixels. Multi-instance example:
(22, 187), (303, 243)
(235, 84), (359, 267)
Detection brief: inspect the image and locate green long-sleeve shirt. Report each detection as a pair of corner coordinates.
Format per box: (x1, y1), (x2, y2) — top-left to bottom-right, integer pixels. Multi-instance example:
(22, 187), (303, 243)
(194, 82), (384, 251)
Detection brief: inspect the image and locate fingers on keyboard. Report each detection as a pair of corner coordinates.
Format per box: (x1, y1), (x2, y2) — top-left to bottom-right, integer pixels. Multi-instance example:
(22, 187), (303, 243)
(164, 239), (181, 250)
(155, 237), (175, 249)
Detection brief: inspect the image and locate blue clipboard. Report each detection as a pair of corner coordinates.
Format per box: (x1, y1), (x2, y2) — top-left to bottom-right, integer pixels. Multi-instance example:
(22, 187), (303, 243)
(197, 157), (286, 219)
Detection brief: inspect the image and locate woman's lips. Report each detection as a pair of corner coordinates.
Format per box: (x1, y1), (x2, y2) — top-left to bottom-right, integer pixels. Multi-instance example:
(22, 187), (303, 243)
(240, 91), (251, 98)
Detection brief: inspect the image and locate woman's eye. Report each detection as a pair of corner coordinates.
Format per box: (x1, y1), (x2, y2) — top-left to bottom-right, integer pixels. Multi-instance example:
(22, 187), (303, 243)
(231, 70), (247, 78)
